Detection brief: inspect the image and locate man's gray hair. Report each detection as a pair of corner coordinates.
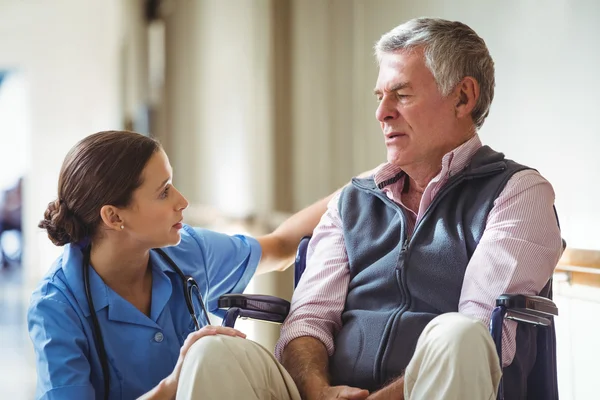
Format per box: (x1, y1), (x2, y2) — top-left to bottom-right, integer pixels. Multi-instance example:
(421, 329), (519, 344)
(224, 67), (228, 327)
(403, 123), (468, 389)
(375, 18), (495, 129)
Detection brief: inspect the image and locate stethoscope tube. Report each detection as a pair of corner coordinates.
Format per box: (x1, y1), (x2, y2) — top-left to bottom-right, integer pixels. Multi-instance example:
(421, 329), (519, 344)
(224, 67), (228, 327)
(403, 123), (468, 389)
(83, 246), (111, 400)
(155, 248), (211, 328)
(83, 245), (210, 400)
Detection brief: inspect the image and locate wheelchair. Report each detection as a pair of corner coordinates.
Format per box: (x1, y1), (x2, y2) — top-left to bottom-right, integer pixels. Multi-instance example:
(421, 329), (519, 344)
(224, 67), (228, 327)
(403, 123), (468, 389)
(219, 236), (559, 400)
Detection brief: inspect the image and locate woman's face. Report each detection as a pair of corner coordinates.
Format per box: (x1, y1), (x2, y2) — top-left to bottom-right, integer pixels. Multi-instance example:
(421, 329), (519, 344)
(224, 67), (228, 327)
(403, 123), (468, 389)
(118, 149), (189, 249)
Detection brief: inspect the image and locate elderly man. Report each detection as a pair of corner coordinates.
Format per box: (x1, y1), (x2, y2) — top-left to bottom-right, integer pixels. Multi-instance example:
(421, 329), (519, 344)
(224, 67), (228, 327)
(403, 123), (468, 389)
(275, 18), (563, 400)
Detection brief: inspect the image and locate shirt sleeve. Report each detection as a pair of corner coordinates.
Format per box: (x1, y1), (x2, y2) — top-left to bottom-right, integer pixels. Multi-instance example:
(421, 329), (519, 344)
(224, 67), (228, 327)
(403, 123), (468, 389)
(275, 192), (350, 360)
(28, 294), (95, 400)
(459, 169), (563, 367)
(188, 227), (262, 317)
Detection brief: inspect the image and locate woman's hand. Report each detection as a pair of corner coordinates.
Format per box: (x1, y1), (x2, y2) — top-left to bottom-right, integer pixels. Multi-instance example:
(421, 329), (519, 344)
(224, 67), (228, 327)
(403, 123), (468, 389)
(159, 326), (247, 399)
(315, 385), (370, 400)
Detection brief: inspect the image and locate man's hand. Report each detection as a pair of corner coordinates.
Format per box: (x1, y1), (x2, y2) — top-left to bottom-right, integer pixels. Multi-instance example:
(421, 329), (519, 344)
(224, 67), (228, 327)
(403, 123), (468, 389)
(316, 385), (369, 400)
(283, 337), (368, 400)
(365, 376), (405, 400)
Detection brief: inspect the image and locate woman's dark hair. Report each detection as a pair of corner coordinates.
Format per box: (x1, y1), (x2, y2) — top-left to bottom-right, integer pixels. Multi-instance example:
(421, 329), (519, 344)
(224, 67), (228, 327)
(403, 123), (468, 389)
(39, 130), (162, 246)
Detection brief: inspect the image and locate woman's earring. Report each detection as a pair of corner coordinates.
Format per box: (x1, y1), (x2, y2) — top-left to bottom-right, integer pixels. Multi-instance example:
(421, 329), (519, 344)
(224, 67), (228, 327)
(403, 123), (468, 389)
(120, 225), (124, 230)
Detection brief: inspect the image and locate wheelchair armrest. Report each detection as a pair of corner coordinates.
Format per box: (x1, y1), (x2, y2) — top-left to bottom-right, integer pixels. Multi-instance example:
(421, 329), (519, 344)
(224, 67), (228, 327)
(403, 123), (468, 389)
(218, 294), (291, 327)
(496, 294), (558, 327)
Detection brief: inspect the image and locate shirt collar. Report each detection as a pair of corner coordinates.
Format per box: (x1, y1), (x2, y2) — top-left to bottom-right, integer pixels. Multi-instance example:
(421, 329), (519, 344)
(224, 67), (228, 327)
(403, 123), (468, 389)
(149, 248), (179, 275)
(373, 134), (483, 189)
(61, 245), (176, 324)
(61, 244), (110, 318)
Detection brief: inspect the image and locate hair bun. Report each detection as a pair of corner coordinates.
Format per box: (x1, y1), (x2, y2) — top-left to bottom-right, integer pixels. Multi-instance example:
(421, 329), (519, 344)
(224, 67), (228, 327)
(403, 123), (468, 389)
(38, 199), (88, 246)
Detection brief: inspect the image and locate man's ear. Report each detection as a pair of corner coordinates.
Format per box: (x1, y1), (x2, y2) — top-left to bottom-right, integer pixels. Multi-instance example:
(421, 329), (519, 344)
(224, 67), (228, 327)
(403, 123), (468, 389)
(99, 205), (124, 231)
(453, 76), (480, 120)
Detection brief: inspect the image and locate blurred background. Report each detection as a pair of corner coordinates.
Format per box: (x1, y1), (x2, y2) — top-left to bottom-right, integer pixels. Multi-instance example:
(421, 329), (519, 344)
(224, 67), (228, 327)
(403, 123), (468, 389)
(0, 0), (599, 398)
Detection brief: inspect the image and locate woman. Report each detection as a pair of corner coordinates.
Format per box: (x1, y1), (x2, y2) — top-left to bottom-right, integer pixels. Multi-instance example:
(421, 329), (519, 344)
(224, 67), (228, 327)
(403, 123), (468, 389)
(28, 131), (334, 400)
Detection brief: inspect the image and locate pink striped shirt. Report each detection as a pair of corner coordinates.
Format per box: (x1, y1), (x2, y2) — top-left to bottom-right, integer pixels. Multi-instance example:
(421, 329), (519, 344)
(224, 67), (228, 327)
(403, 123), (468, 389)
(275, 135), (563, 368)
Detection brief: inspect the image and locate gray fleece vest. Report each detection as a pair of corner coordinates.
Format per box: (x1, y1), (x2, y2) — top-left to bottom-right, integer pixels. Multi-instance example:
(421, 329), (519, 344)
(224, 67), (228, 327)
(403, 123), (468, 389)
(331, 146), (540, 398)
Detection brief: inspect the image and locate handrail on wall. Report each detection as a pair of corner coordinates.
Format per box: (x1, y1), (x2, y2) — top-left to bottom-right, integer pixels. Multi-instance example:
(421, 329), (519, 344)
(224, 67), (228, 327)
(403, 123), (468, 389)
(555, 248), (600, 288)
(555, 264), (600, 276)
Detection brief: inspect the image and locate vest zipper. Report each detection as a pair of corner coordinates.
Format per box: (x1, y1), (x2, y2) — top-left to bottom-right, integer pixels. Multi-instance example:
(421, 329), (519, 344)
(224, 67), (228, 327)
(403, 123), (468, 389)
(353, 161), (507, 386)
(401, 237), (409, 252)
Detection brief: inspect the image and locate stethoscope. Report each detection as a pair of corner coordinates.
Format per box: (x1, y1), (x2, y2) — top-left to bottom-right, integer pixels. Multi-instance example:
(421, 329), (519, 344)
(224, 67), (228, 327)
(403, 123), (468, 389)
(82, 244), (210, 400)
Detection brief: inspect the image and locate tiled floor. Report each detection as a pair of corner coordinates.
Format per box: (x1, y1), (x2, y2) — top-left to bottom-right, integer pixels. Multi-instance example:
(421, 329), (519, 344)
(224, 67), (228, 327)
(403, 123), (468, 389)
(0, 266), (35, 400)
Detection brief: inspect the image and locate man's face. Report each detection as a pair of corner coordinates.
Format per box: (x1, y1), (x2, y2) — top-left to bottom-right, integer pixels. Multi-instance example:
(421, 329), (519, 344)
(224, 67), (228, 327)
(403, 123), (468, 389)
(374, 48), (463, 171)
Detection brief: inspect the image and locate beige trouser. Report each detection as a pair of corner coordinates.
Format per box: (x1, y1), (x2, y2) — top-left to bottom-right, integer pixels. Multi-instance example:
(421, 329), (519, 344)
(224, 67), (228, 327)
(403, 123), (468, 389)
(403, 313), (503, 400)
(176, 313), (502, 400)
(176, 334), (301, 400)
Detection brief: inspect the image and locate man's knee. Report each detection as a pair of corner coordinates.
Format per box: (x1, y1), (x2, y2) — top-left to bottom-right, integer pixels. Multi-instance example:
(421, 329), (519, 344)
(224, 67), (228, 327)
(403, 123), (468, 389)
(406, 313), (502, 399)
(180, 335), (300, 400)
(184, 334), (247, 370)
(420, 312), (492, 356)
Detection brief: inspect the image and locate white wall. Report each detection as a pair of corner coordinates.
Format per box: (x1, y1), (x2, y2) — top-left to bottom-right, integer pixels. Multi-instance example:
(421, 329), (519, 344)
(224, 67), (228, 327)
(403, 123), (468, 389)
(162, 0), (285, 348)
(0, 0), (144, 292)
(553, 281), (600, 400)
(163, 0), (275, 218)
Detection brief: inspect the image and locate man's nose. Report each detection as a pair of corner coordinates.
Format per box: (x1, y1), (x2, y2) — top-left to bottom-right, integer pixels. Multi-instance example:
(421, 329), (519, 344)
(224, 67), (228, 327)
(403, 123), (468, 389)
(376, 97), (399, 122)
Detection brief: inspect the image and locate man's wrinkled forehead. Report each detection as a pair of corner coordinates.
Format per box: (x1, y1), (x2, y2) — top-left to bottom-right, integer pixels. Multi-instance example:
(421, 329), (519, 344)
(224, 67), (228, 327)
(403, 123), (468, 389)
(375, 50), (425, 85)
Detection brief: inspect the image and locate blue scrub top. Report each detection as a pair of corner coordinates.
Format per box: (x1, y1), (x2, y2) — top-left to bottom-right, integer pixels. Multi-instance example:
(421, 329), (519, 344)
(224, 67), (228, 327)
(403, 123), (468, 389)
(27, 225), (261, 400)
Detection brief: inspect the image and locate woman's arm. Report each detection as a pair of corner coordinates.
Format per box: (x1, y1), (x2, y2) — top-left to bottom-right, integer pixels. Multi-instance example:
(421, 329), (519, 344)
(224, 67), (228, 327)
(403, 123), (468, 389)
(255, 192), (336, 275)
(255, 168), (377, 275)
